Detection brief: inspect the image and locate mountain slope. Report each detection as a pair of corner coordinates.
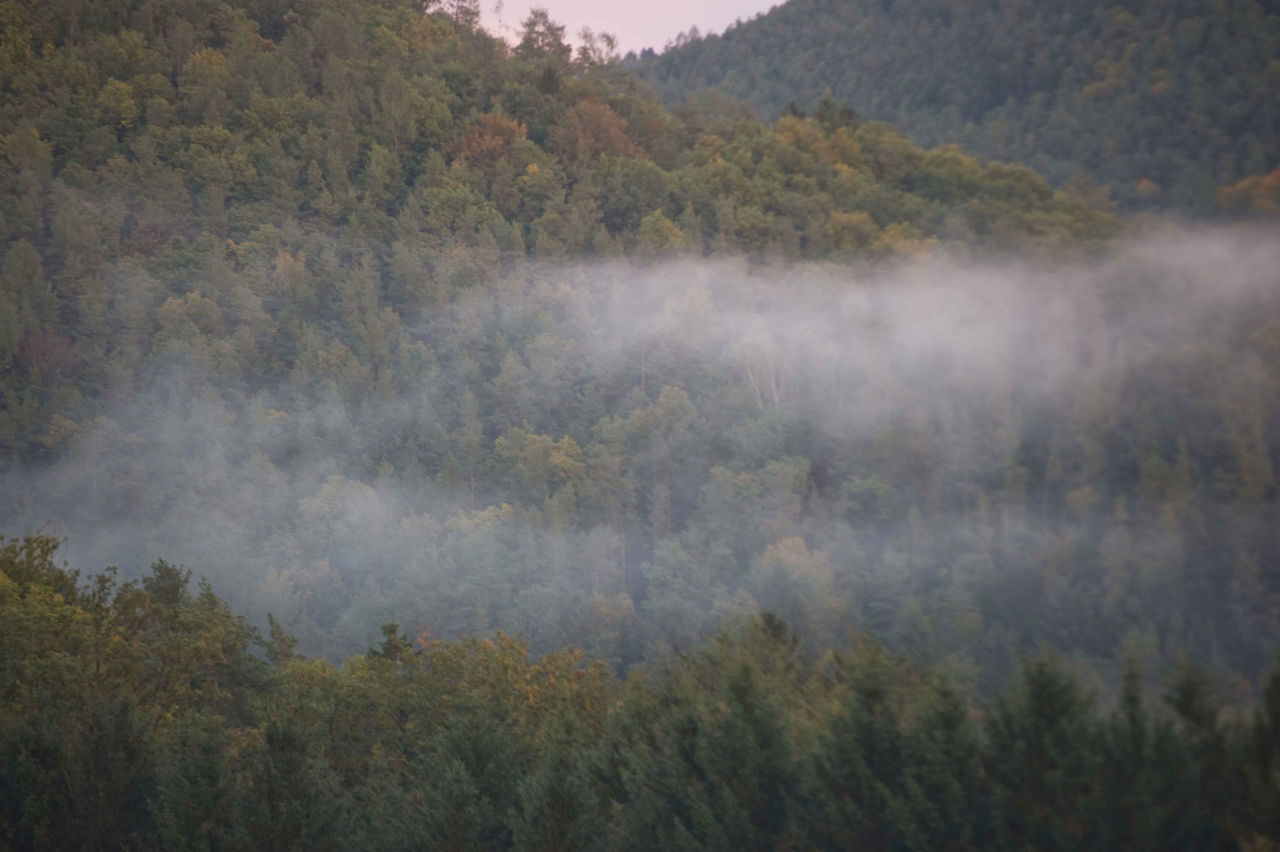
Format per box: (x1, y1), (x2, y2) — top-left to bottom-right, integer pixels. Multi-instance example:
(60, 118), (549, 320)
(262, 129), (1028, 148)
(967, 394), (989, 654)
(4, 0), (1280, 696)
(0, 0), (1112, 459)
(630, 0), (1280, 212)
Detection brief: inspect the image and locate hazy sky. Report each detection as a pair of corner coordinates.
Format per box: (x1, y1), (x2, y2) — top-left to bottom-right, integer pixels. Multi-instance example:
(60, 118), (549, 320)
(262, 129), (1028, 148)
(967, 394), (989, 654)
(479, 0), (780, 54)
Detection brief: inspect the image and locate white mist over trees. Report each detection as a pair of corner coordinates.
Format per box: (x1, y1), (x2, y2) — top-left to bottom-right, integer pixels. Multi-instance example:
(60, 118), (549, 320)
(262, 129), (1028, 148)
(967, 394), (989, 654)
(6, 227), (1278, 688)
(4, 0), (1280, 845)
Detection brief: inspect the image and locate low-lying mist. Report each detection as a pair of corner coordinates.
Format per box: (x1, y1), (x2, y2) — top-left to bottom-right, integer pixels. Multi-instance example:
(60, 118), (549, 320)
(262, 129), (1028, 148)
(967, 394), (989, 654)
(5, 226), (1278, 686)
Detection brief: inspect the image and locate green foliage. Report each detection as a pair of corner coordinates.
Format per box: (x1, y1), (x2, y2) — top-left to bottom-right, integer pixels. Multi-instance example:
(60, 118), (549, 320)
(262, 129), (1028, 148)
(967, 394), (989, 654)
(0, 535), (266, 849)
(0, 1), (1278, 842)
(0, 0), (1113, 461)
(3, 547), (1277, 848)
(631, 0), (1280, 213)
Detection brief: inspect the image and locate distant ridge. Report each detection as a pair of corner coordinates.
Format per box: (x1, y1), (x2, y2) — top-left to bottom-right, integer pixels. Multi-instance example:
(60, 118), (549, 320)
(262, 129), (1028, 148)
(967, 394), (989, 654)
(630, 0), (1280, 212)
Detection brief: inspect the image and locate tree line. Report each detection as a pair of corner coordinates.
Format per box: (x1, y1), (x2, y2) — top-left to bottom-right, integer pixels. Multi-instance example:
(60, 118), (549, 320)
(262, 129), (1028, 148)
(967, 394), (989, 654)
(2, 535), (1278, 849)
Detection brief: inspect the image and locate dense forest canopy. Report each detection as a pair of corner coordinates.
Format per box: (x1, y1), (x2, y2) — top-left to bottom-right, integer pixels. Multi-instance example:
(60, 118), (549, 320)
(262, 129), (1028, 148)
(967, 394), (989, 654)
(0, 0), (1275, 682)
(629, 0), (1280, 213)
(4, 536), (1280, 848)
(1, 0), (1279, 845)
(0, 0), (1133, 668)
(0, 0), (1113, 457)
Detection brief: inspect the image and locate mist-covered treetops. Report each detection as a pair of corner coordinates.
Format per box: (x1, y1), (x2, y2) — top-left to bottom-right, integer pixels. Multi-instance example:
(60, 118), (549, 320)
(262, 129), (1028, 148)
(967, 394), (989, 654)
(3, 0), (1280, 843)
(0, 0), (1116, 451)
(6, 229), (1279, 685)
(1, 0), (1275, 680)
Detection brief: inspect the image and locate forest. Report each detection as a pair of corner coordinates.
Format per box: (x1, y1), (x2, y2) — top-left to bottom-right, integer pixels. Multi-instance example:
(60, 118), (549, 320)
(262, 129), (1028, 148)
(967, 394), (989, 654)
(629, 0), (1280, 213)
(3, 535), (1280, 848)
(1, 0), (1279, 846)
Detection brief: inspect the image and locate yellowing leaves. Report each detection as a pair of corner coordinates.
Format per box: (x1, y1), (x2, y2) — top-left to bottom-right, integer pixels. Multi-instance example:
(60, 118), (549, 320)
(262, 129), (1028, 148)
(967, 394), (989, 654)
(98, 79), (139, 128)
(550, 100), (642, 162)
(1217, 168), (1280, 216)
(775, 115), (830, 159)
(455, 113), (528, 167)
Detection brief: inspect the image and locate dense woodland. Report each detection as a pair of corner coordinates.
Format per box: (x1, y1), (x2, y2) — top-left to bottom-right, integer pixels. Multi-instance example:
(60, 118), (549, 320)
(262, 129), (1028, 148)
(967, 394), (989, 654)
(0, 0), (1116, 456)
(3, 536), (1280, 849)
(630, 0), (1280, 213)
(2, 0), (1279, 845)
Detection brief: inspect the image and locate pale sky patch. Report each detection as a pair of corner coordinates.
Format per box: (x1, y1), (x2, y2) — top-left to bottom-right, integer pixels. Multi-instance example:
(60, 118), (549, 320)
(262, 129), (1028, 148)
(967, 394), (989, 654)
(479, 0), (780, 55)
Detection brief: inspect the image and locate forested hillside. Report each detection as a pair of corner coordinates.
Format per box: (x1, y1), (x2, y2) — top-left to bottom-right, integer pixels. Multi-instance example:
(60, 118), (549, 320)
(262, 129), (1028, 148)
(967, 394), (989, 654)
(630, 0), (1280, 213)
(3, 0), (1280, 843)
(1, 0), (1278, 682)
(0, 0), (1112, 455)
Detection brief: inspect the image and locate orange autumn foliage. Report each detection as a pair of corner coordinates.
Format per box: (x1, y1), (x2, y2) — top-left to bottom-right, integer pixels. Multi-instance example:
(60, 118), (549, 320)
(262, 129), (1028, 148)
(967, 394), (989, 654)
(550, 100), (642, 162)
(454, 114), (527, 167)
